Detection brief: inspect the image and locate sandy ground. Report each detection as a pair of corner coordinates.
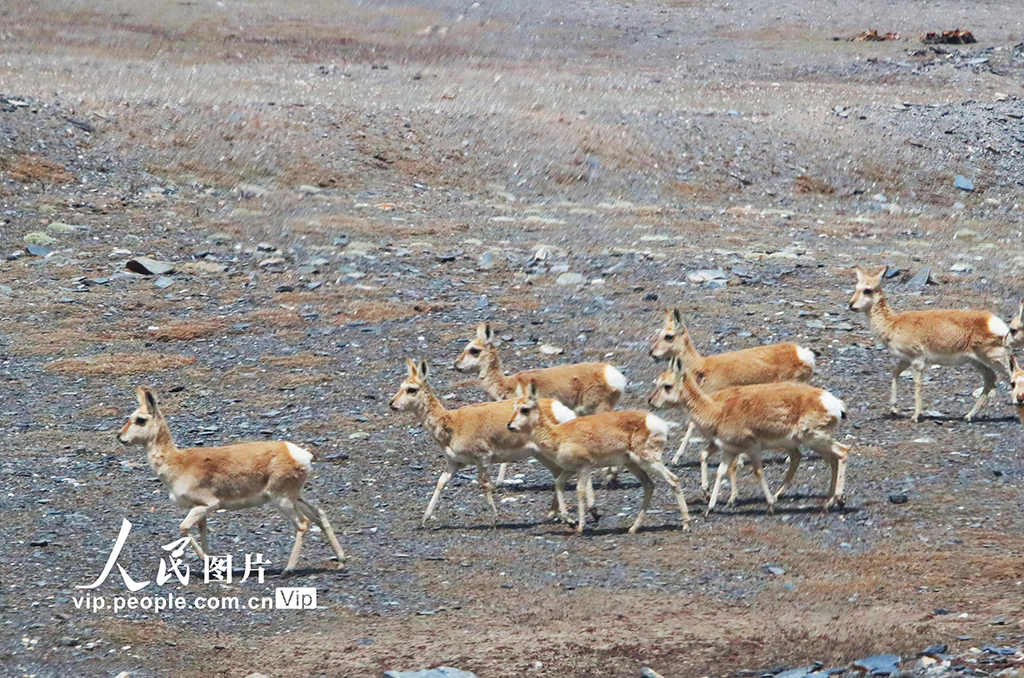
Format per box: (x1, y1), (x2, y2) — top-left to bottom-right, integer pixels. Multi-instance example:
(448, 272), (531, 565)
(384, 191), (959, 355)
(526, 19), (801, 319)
(1, 0), (1024, 676)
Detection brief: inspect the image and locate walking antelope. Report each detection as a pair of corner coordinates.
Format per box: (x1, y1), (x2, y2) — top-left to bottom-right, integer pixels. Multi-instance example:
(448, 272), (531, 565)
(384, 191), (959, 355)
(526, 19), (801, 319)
(455, 321), (626, 483)
(848, 266), (1011, 422)
(1011, 356), (1024, 425)
(507, 381), (689, 534)
(389, 358), (580, 527)
(648, 357), (849, 515)
(117, 387), (345, 573)
(649, 308), (816, 491)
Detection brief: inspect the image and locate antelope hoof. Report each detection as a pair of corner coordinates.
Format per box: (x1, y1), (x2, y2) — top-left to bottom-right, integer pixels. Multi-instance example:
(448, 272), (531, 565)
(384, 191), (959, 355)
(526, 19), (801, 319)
(766, 504), (776, 516)
(911, 413), (920, 423)
(545, 510), (558, 522)
(681, 521), (691, 531)
(589, 509), (601, 523)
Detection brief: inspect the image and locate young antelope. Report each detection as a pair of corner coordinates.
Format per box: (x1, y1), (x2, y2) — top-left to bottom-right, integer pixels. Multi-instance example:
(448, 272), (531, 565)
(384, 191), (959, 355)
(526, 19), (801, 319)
(507, 381), (689, 534)
(848, 265), (1010, 422)
(117, 387), (345, 573)
(648, 357), (849, 515)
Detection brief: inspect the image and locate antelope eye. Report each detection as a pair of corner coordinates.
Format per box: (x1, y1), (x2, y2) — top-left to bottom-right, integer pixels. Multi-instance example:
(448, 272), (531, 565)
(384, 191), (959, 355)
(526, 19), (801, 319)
(406, 387), (418, 394)
(664, 333), (675, 340)
(468, 347), (481, 355)
(663, 384), (672, 391)
(135, 417), (148, 426)
(863, 289), (873, 296)
(520, 407), (530, 415)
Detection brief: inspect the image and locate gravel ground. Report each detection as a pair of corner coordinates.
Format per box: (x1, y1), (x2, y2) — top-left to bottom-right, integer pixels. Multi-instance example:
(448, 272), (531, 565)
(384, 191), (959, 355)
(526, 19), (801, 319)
(1, 0), (1024, 676)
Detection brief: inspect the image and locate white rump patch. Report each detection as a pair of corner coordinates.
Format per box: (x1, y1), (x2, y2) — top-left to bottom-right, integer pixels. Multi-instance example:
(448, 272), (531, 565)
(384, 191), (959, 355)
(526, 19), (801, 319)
(988, 315), (1010, 338)
(284, 442), (314, 471)
(819, 392), (846, 421)
(796, 346), (817, 371)
(550, 400), (577, 423)
(645, 413), (669, 437)
(604, 364), (627, 392)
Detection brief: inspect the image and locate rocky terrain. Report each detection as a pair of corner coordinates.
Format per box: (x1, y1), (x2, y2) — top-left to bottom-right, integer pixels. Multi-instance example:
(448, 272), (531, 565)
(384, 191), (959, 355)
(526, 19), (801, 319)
(1, 0), (1024, 676)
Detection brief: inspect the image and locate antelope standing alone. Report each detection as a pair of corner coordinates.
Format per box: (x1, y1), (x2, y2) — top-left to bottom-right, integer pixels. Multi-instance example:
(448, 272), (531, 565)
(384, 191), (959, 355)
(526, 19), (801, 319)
(648, 357), (849, 515)
(507, 381), (689, 534)
(649, 308), (816, 491)
(455, 321), (627, 483)
(117, 387), (345, 573)
(389, 358), (581, 527)
(849, 266), (1011, 422)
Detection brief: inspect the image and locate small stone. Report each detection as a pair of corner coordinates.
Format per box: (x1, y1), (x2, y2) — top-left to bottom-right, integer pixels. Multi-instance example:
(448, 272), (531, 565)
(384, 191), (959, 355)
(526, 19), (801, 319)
(477, 295), (489, 308)
(24, 232), (56, 246)
(437, 250), (462, 263)
(539, 344), (564, 356)
(126, 257), (175, 275)
(477, 252), (495, 270)
(888, 493), (908, 504)
(954, 175), (975, 191)
(556, 272), (585, 285)
(0, 284), (12, 296)
(384, 668), (480, 678)
(906, 267), (932, 287)
(950, 262), (973, 273)
(26, 244), (51, 257)
(641, 669), (667, 678)
(954, 228), (980, 240)
(688, 269), (728, 283)
(919, 645), (948, 657)
(154, 276), (175, 289)
(46, 221), (77, 233)
(298, 184), (322, 195)
(259, 257), (286, 268)
(727, 109), (740, 116)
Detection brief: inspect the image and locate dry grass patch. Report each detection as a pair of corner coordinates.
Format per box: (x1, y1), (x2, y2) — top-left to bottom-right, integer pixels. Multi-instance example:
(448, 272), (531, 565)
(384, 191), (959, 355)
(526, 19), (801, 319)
(794, 174), (836, 194)
(46, 352), (198, 376)
(0, 154), (77, 185)
(11, 329), (111, 356)
(146, 319), (229, 342)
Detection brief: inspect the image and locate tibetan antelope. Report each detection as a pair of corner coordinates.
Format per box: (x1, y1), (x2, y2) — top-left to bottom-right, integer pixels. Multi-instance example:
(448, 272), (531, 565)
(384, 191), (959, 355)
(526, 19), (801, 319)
(455, 321), (627, 483)
(507, 381), (690, 534)
(389, 358), (580, 527)
(117, 387), (345, 573)
(849, 266), (1011, 422)
(1011, 356), (1024, 425)
(649, 308), (816, 491)
(648, 357), (849, 515)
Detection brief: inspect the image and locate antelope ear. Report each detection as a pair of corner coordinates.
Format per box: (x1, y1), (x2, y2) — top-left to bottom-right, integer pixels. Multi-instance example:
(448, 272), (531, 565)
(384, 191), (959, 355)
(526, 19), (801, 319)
(528, 381), (539, 400)
(142, 387), (160, 418)
(513, 382), (525, 398)
(1018, 298), (1024, 316)
(1011, 355), (1020, 373)
(418, 359), (430, 381)
(475, 322), (488, 340)
(672, 308), (683, 327)
(406, 358), (418, 376)
(135, 386), (148, 409)
(854, 267), (866, 283)
(483, 322), (494, 342)
(670, 355), (684, 374)
(877, 265), (889, 282)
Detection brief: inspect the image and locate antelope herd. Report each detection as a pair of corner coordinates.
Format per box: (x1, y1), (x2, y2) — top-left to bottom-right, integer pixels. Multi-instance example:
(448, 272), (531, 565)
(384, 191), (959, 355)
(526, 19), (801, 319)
(116, 266), (1024, 569)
